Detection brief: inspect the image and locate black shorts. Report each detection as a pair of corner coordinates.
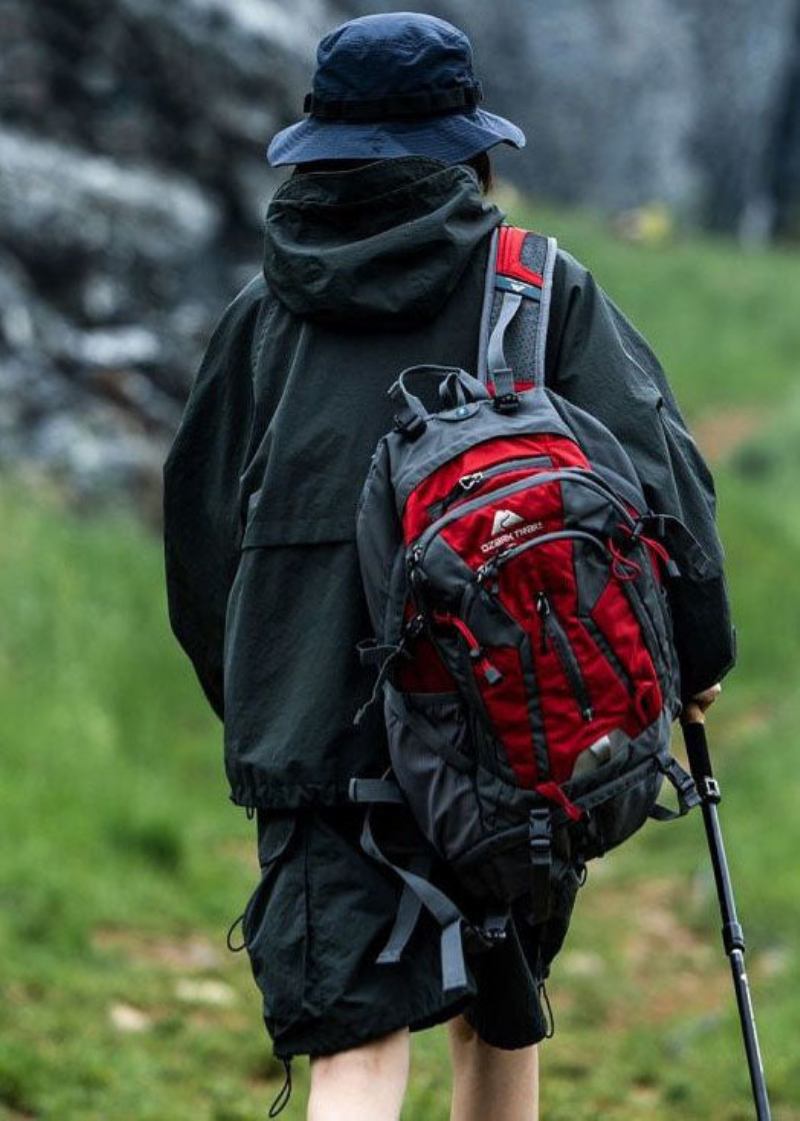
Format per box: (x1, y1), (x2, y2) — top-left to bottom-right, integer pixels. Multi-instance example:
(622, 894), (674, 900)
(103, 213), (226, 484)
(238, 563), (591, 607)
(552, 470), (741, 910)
(241, 805), (581, 1060)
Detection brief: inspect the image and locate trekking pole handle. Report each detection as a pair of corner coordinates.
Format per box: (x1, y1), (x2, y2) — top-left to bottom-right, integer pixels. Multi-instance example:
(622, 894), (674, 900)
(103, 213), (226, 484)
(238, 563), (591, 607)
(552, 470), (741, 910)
(681, 699), (706, 725)
(680, 710), (715, 791)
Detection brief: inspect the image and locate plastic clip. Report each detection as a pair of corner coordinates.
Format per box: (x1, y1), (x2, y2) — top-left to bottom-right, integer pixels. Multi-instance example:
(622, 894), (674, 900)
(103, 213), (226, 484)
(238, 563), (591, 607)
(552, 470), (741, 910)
(493, 391), (520, 414)
(392, 412), (426, 440)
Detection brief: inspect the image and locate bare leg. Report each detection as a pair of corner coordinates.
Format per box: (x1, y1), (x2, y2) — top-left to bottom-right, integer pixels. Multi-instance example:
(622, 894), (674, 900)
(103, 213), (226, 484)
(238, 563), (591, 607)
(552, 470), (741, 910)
(307, 1028), (410, 1121)
(447, 1014), (539, 1121)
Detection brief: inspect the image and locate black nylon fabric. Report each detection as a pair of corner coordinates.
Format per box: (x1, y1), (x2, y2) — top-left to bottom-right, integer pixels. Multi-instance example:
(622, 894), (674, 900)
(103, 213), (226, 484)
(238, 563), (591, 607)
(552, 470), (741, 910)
(163, 155), (735, 811)
(246, 806), (571, 1058)
(263, 157), (500, 329)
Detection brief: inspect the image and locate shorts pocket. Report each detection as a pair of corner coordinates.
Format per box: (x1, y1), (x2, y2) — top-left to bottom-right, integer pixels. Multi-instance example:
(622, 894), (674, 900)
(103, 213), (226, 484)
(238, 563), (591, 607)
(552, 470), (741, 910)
(243, 814), (307, 1028)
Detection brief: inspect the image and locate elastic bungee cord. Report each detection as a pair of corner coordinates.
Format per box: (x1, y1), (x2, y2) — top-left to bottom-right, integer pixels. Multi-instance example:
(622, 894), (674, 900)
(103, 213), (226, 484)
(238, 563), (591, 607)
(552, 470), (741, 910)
(268, 1059), (292, 1117)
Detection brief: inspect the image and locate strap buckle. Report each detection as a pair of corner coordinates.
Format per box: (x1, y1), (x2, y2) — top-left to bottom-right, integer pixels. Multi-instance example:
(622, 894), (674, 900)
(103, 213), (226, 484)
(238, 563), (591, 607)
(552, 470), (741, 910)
(467, 911), (509, 951)
(493, 391), (520, 414)
(659, 755), (702, 814)
(392, 412), (426, 440)
(528, 808), (552, 865)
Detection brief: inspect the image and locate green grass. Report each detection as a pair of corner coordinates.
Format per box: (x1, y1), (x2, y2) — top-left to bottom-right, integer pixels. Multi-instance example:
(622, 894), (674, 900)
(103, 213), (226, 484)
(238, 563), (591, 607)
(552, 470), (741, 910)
(1, 198), (800, 1120)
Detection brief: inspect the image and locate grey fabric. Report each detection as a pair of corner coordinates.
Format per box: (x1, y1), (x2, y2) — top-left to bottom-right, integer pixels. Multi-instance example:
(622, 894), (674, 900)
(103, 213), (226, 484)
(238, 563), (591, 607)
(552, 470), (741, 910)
(486, 289), (523, 394)
(390, 393), (574, 513)
(533, 238), (558, 389)
(520, 232), (548, 277)
(385, 688), (485, 859)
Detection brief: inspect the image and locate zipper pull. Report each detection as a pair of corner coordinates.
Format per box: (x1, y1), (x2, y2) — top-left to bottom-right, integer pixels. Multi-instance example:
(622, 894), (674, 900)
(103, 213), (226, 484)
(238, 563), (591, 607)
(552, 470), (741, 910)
(536, 592), (550, 653)
(479, 657), (503, 685)
(435, 612), (503, 685)
(459, 471), (484, 492)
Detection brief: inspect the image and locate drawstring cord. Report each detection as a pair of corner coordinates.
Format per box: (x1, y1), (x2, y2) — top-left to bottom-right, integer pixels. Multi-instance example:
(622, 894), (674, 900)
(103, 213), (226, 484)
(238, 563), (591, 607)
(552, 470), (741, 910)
(226, 912), (246, 953)
(268, 1058), (292, 1117)
(353, 616), (425, 726)
(611, 520), (680, 581)
(538, 980), (555, 1039)
(608, 537), (641, 582)
(353, 641), (405, 726)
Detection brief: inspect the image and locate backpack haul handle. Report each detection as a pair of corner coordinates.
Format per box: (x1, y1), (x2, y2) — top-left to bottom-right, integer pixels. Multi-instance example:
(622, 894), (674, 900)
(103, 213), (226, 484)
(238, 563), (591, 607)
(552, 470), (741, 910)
(681, 709), (771, 1120)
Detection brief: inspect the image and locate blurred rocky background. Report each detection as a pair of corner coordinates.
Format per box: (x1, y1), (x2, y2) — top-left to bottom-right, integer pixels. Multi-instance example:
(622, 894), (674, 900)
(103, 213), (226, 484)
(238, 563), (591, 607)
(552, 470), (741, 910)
(2, 0), (800, 509)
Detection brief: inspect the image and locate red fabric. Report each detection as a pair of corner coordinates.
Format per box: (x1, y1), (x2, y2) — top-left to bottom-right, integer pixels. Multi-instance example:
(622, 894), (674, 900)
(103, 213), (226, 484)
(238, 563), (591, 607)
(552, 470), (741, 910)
(484, 542), (661, 784)
(440, 478), (563, 570)
(472, 643), (539, 787)
(497, 226), (544, 287)
(535, 782), (584, 821)
(590, 581), (663, 732)
(403, 433), (588, 543)
(397, 419), (664, 791)
(486, 380), (534, 396)
(433, 612), (481, 654)
(394, 634), (456, 693)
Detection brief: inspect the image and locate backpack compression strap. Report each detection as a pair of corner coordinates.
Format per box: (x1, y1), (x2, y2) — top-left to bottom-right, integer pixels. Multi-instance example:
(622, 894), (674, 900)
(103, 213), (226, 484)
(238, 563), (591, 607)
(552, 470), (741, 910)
(477, 226), (558, 404)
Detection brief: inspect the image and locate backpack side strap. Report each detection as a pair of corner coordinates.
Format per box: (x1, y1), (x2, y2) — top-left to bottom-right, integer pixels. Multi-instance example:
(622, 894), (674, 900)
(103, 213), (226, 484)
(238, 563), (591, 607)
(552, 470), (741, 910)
(358, 804), (470, 993)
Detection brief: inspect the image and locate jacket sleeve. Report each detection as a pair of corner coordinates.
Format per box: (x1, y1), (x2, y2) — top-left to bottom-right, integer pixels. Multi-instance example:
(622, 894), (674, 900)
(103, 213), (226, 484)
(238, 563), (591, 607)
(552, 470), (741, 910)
(546, 249), (736, 700)
(162, 277), (264, 719)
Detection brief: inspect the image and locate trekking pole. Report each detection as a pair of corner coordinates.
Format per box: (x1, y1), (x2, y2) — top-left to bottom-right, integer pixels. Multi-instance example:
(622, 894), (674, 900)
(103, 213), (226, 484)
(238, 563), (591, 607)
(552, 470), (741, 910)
(681, 704), (771, 1121)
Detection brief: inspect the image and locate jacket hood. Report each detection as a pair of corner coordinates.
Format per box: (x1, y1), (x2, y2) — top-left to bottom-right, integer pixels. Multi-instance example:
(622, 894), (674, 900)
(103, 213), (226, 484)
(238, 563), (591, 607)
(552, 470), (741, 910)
(262, 157), (503, 328)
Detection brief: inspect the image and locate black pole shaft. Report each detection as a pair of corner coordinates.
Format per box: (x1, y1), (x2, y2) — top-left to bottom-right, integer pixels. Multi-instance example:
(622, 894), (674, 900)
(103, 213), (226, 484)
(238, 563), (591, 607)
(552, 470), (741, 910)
(682, 720), (771, 1121)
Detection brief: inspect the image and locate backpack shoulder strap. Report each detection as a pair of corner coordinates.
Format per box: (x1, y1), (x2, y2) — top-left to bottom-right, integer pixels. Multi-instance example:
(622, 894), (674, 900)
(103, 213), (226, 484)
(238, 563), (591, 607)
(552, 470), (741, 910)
(477, 225), (558, 398)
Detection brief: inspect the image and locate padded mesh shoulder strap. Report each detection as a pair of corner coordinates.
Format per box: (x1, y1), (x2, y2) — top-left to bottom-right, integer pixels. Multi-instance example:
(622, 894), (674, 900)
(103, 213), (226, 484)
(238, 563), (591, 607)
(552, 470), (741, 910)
(478, 226), (558, 393)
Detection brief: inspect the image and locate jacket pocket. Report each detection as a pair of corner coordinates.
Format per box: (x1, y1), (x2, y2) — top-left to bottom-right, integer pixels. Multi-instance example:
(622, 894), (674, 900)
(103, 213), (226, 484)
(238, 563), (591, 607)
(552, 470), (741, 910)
(242, 486), (357, 547)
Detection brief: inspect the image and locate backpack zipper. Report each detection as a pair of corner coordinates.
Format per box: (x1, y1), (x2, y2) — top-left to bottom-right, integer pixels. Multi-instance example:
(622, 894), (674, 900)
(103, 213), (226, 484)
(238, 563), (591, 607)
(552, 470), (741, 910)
(427, 455), (552, 520)
(488, 529), (610, 572)
(582, 616), (636, 698)
(536, 592), (594, 722)
(414, 466), (637, 562)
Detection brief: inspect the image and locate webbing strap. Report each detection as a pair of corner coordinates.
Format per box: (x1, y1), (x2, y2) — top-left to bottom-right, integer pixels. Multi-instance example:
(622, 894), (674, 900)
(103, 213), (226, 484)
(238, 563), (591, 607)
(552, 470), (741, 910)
(528, 808), (553, 923)
(440, 919), (468, 992)
(650, 754), (701, 821)
(486, 289), (523, 399)
(376, 854), (429, 964)
(479, 227), (558, 394)
(360, 810), (469, 992)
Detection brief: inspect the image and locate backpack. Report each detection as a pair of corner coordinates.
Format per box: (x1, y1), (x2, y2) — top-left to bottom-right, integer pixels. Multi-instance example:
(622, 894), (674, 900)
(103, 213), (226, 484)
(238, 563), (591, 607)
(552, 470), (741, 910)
(350, 225), (706, 997)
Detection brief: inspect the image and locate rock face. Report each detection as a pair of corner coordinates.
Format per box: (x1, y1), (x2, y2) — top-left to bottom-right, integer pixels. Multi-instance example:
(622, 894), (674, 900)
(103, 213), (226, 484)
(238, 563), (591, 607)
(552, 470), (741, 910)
(1, 0), (799, 505)
(0, 0), (330, 505)
(347, 0), (800, 238)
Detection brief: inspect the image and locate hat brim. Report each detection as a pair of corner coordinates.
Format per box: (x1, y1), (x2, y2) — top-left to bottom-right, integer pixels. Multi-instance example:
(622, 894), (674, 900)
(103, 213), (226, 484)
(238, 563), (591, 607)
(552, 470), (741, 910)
(266, 108), (525, 168)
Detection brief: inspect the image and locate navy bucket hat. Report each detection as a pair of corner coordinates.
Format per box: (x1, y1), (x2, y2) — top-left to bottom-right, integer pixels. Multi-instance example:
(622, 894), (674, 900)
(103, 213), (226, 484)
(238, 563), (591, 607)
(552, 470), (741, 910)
(267, 12), (526, 167)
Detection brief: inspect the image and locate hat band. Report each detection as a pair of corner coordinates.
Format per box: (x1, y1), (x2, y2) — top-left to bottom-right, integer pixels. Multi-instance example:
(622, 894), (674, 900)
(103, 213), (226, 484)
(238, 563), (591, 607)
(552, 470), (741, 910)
(303, 82), (483, 123)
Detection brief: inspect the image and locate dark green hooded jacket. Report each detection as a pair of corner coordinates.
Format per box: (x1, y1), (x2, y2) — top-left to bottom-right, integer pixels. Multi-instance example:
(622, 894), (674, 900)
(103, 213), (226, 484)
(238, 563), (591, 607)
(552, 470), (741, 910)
(163, 157), (735, 810)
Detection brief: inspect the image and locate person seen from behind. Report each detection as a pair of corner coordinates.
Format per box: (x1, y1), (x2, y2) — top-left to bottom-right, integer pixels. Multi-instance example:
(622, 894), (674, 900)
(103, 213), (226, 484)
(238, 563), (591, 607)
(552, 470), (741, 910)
(163, 12), (733, 1120)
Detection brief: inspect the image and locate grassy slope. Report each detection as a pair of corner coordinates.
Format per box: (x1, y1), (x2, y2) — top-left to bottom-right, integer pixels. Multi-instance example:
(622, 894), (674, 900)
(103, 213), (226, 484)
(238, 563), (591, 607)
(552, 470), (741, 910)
(1, 200), (799, 1120)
